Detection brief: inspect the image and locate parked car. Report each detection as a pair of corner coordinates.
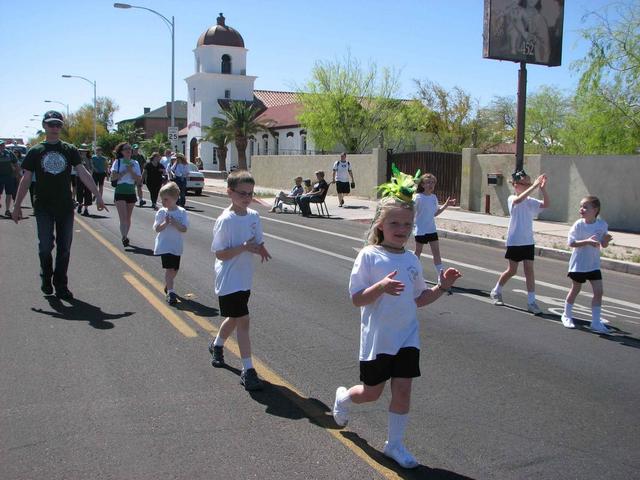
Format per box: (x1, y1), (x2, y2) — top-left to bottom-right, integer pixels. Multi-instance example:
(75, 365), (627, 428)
(186, 162), (204, 195)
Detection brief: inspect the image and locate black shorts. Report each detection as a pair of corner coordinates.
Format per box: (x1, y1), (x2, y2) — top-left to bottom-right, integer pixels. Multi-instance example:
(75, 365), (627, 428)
(92, 172), (107, 187)
(505, 244), (535, 262)
(218, 290), (251, 318)
(415, 232), (439, 244)
(114, 193), (137, 204)
(568, 270), (602, 284)
(335, 181), (351, 194)
(160, 253), (181, 270)
(360, 347), (421, 386)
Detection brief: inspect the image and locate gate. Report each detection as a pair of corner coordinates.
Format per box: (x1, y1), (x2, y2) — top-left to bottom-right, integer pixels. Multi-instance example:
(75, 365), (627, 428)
(387, 150), (461, 202)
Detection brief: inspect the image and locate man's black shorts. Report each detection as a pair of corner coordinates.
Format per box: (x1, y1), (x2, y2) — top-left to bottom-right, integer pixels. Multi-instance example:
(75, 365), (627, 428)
(160, 253), (181, 270)
(415, 232), (439, 244)
(335, 181), (350, 194)
(568, 270), (602, 284)
(505, 244), (535, 262)
(360, 347), (420, 386)
(218, 290), (251, 318)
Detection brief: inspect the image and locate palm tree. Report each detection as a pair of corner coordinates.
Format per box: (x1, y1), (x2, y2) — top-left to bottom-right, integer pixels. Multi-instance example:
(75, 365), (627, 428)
(202, 118), (230, 171)
(206, 101), (272, 170)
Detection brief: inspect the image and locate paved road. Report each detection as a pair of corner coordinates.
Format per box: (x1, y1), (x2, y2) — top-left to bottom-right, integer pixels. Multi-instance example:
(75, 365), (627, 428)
(1, 189), (639, 480)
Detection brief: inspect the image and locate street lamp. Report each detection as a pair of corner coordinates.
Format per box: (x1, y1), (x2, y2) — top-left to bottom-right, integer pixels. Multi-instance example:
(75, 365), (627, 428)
(44, 100), (70, 119)
(62, 75), (97, 153)
(114, 2), (175, 149)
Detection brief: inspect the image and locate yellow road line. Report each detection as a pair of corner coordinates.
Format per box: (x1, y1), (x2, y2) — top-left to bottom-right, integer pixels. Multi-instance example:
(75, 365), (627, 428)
(123, 273), (197, 338)
(76, 216), (400, 478)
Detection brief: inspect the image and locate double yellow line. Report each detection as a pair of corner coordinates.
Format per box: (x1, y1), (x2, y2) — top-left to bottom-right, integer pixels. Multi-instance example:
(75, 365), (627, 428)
(75, 216), (403, 479)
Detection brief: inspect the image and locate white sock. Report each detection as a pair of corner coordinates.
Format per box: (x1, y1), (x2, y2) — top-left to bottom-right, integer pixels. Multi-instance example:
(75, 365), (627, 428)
(242, 357), (254, 371)
(493, 283), (502, 294)
(563, 303), (573, 318)
(592, 305), (602, 324)
(434, 264), (443, 277)
(337, 388), (352, 406)
(527, 291), (536, 304)
(387, 412), (409, 447)
(213, 335), (225, 347)
(167, 288), (175, 294)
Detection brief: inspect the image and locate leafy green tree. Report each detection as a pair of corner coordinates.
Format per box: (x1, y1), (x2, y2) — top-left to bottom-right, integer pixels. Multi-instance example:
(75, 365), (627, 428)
(524, 86), (570, 153)
(206, 101), (272, 170)
(140, 133), (170, 158)
(297, 53), (415, 153)
(202, 118), (230, 171)
(115, 122), (146, 146)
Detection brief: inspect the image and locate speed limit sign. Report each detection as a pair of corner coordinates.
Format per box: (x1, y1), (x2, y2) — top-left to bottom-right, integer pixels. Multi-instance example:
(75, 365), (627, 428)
(168, 126), (179, 142)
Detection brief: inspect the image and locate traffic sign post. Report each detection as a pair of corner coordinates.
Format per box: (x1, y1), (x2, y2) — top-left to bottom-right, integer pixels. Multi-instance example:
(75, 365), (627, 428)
(168, 126), (179, 149)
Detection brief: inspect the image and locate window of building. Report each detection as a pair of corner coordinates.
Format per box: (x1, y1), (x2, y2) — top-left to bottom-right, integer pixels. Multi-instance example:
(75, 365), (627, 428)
(221, 54), (231, 74)
(262, 134), (269, 155)
(300, 130), (307, 153)
(224, 89), (231, 99)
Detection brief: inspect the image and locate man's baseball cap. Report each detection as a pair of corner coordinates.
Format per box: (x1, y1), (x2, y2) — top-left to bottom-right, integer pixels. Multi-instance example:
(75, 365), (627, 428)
(132, 144), (139, 149)
(43, 110), (64, 124)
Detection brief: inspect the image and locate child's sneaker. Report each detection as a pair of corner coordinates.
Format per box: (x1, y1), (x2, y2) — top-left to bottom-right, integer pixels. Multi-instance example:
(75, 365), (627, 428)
(383, 442), (419, 469)
(527, 302), (543, 315)
(490, 290), (504, 305)
(590, 322), (611, 334)
(560, 314), (575, 329)
(332, 386), (350, 427)
(208, 341), (225, 368)
(166, 291), (177, 305)
(240, 368), (263, 391)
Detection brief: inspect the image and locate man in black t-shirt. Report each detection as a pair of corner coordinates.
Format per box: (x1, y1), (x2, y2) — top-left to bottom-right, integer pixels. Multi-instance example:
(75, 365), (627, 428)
(12, 111), (107, 300)
(296, 170), (329, 217)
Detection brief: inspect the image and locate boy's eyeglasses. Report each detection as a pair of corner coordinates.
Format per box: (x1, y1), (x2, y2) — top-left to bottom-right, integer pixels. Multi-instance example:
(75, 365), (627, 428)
(232, 190), (254, 198)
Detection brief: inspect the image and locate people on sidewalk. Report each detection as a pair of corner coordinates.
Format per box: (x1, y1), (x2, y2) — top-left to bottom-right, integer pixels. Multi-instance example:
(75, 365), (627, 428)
(153, 182), (189, 305)
(490, 170), (549, 314)
(413, 172), (456, 279)
(209, 170), (272, 391)
(270, 176), (303, 213)
(110, 142), (142, 247)
(11, 110), (106, 300)
(561, 196), (612, 333)
(296, 170), (328, 217)
(332, 152), (355, 207)
(332, 168), (461, 469)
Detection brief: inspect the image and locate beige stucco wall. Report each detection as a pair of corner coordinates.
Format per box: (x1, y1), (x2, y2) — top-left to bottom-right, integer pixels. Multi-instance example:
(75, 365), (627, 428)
(250, 148), (387, 200)
(461, 149), (640, 232)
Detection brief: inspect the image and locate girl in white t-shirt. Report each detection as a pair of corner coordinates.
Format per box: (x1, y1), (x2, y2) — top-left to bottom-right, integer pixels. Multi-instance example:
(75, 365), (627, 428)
(561, 196), (612, 333)
(332, 169), (461, 469)
(413, 173), (456, 278)
(490, 170), (549, 314)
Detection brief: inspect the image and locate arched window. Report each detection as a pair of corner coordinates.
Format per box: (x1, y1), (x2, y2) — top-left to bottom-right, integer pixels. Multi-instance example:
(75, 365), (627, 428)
(273, 132), (279, 155)
(262, 134), (269, 155)
(221, 54), (231, 74)
(300, 130), (307, 153)
(249, 136), (255, 156)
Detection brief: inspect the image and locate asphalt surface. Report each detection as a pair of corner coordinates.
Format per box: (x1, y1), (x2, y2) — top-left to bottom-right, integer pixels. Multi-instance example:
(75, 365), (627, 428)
(1, 189), (639, 480)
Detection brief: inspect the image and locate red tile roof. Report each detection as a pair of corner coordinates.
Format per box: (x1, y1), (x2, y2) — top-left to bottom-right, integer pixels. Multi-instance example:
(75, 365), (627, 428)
(257, 103), (302, 129)
(253, 90), (298, 108)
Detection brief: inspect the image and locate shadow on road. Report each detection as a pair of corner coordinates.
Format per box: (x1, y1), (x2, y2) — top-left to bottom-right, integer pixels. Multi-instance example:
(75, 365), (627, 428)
(32, 296), (134, 329)
(175, 297), (219, 318)
(125, 245), (155, 256)
(340, 431), (476, 480)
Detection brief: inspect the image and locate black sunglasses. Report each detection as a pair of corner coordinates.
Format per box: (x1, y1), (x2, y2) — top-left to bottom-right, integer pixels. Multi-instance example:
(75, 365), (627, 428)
(47, 122), (63, 128)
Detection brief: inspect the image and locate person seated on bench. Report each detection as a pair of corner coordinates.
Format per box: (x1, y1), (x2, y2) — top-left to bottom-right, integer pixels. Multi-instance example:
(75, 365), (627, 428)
(270, 176), (304, 213)
(296, 170), (329, 217)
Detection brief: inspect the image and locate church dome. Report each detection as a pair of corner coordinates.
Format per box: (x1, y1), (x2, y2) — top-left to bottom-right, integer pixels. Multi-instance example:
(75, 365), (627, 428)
(197, 13), (244, 48)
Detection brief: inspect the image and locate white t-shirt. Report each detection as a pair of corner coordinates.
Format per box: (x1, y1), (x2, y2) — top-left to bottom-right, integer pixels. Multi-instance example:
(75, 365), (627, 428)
(211, 207), (264, 296)
(160, 156), (171, 171)
(110, 158), (141, 185)
(332, 160), (352, 182)
(349, 245), (427, 361)
(414, 193), (438, 235)
(568, 218), (608, 273)
(506, 196), (544, 246)
(172, 163), (189, 179)
(153, 207), (189, 256)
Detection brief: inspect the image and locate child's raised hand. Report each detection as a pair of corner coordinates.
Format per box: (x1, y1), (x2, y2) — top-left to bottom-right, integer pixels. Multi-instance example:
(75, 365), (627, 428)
(438, 268), (462, 289)
(536, 174), (548, 189)
(379, 270), (405, 296)
(257, 243), (272, 263)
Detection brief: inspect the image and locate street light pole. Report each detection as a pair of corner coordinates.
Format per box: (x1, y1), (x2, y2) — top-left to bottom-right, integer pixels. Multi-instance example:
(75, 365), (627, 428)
(114, 3), (175, 149)
(61, 75), (97, 153)
(44, 100), (70, 119)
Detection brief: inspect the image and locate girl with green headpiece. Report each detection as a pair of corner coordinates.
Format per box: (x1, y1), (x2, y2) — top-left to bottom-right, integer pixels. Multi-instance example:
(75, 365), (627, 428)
(332, 166), (462, 469)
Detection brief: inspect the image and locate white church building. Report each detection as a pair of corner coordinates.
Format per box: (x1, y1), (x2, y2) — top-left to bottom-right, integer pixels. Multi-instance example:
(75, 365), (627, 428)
(183, 13), (311, 170)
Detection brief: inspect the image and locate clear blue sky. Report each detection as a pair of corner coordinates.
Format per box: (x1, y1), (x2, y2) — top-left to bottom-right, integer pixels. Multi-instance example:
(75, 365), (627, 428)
(1, 0), (613, 142)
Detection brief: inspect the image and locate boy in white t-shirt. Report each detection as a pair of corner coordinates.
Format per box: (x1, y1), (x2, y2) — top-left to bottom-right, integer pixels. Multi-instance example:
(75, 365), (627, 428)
(208, 170), (271, 391)
(490, 170), (549, 314)
(332, 152), (355, 207)
(561, 196), (612, 333)
(153, 182), (188, 305)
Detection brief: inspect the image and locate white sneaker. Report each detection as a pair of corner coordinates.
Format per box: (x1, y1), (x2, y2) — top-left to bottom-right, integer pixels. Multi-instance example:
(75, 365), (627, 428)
(383, 442), (419, 469)
(590, 322), (611, 334)
(560, 314), (575, 329)
(527, 302), (543, 315)
(490, 290), (504, 306)
(332, 387), (349, 427)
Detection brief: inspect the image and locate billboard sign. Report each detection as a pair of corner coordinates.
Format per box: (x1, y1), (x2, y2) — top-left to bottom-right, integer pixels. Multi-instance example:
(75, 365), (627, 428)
(483, 0), (564, 66)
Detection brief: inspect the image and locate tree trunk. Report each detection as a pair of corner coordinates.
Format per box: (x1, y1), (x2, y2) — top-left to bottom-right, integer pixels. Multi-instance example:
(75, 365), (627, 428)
(235, 137), (248, 170)
(217, 147), (227, 172)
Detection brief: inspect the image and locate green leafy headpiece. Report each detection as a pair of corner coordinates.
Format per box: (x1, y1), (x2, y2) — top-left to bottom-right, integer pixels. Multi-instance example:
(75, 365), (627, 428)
(377, 163), (421, 204)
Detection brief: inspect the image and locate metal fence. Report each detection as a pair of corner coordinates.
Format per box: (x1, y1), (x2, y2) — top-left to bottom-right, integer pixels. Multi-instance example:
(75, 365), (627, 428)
(387, 150), (462, 202)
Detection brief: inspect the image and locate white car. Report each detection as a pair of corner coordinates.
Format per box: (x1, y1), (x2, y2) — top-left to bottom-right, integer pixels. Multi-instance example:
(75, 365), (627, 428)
(186, 162), (204, 195)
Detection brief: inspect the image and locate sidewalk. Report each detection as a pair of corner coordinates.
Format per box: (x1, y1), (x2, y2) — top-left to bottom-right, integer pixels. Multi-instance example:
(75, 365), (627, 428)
(202, 177), (640, 274)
